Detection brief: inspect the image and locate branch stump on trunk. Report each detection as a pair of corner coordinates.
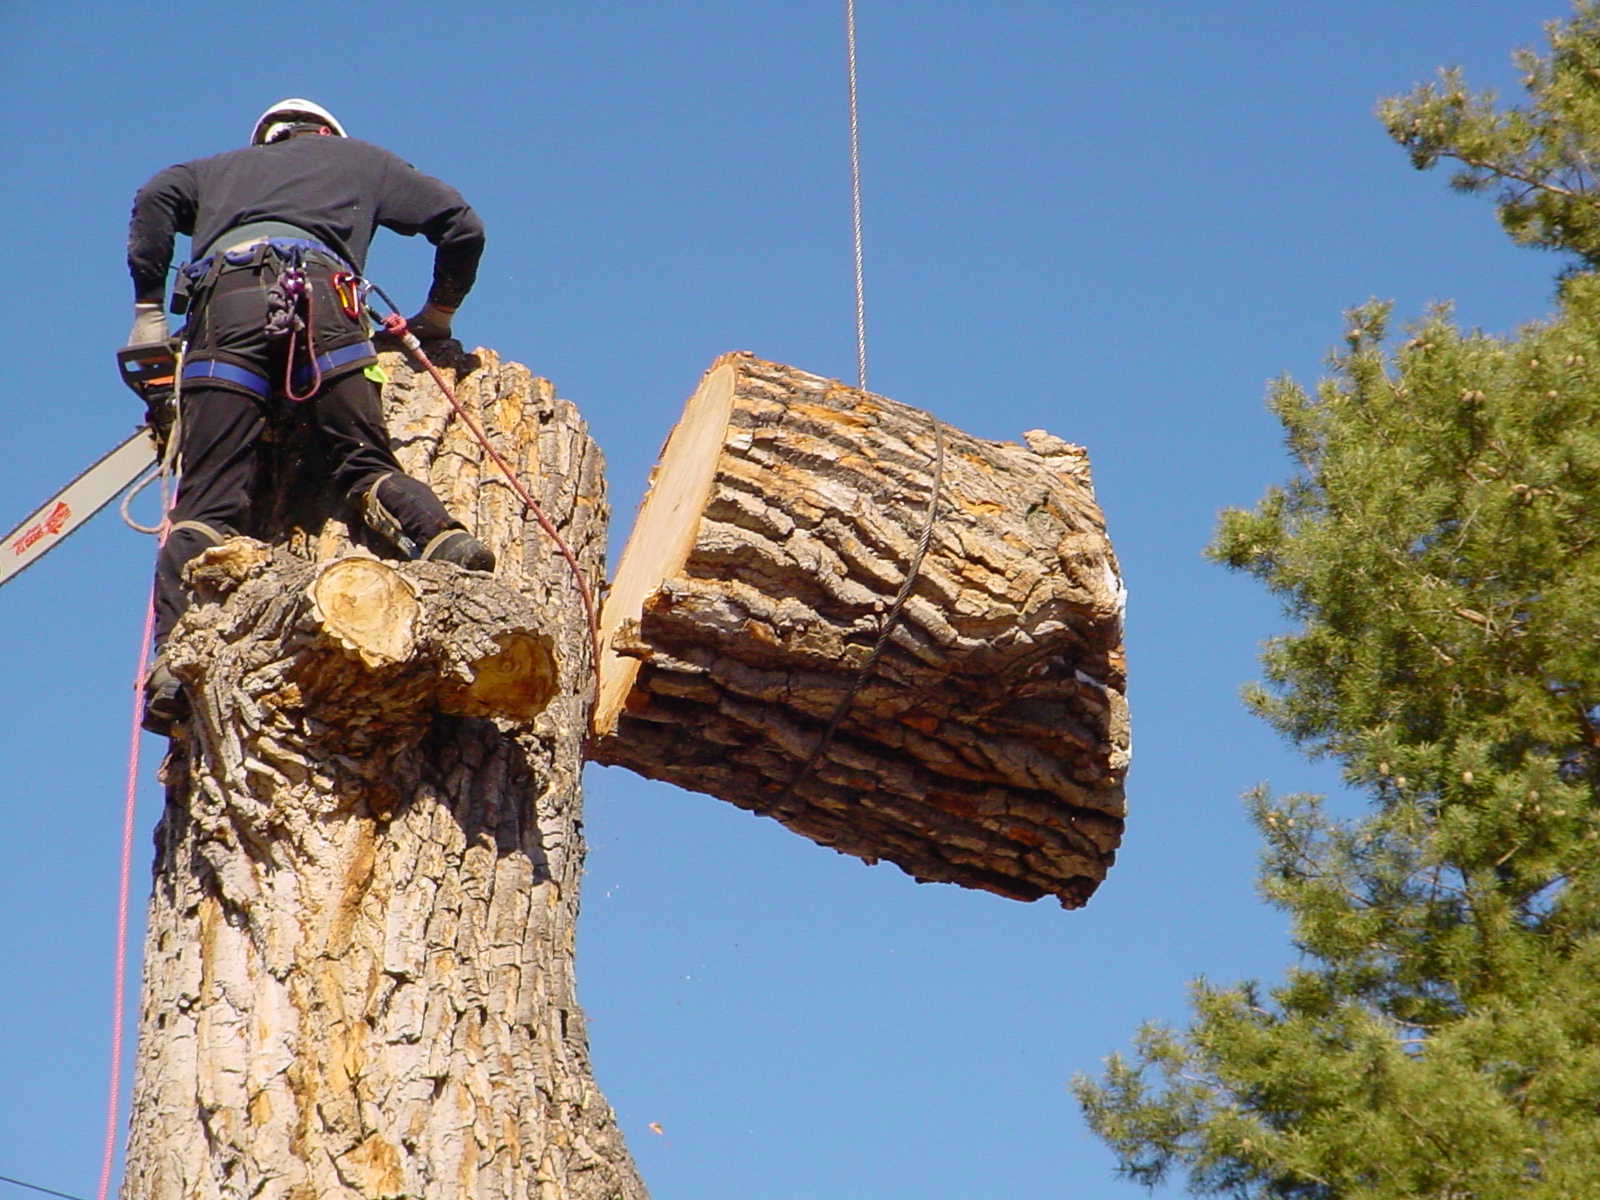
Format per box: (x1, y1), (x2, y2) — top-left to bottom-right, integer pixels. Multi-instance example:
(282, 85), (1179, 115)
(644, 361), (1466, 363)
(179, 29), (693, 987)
(591, 352), (1129, 908)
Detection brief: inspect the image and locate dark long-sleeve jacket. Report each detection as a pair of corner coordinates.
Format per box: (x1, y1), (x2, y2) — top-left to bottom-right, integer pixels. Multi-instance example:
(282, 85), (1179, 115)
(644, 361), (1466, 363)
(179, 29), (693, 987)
(127, 134), (484, 310)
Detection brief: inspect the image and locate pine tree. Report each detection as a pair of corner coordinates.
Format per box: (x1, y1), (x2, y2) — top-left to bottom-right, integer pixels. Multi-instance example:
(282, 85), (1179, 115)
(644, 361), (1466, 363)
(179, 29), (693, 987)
(1379, 1), (1600, 269)
(1074, 7), (1600, 1197)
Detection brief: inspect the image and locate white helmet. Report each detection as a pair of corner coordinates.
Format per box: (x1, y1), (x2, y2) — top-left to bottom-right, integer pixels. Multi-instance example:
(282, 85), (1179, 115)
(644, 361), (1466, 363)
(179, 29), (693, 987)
(250, 98), (348, 146)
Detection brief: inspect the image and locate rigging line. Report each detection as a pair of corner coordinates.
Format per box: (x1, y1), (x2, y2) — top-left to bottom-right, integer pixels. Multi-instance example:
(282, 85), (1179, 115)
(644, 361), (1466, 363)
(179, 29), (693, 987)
(846, 0), (868, 391)
(774, 414), (944, 805)
(771, 1), (948, 802)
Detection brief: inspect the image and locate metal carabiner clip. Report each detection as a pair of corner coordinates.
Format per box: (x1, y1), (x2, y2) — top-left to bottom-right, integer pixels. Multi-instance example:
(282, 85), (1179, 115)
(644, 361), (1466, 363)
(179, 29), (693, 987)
(331, 271), (364, 320)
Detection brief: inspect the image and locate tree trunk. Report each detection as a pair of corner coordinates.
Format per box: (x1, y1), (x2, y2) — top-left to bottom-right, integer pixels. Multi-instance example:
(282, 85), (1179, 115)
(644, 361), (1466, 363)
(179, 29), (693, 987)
(591, 353), (1128, 909)
(121, 346), (645, 1199)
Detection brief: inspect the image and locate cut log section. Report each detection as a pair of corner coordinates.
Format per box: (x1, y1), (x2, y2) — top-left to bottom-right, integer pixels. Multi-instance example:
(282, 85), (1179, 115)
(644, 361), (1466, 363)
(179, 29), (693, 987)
(175, 542), (562, 742)
(591, 352), (1129, 908)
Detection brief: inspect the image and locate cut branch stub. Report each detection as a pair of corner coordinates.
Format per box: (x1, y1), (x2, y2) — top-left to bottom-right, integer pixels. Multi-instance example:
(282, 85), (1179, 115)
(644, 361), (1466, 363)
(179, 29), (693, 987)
(173, 541), (559, 752)
(590, 352), (1130, 908)
(308, 556), (420, 666)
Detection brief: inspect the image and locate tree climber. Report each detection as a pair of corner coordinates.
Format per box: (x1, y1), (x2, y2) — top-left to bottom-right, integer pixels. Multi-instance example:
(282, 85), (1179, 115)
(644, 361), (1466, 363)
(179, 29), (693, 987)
(124, 98), (494, 735)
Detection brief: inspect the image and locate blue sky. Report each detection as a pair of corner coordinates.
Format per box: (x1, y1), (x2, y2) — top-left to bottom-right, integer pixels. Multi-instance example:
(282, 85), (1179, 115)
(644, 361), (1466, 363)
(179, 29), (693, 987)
(0, 2), (1568, 1197)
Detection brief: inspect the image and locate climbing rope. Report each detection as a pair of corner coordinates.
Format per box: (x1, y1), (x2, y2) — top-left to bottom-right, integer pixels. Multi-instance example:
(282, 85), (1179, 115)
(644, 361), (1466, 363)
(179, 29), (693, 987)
(846, 0), (868, 391)
(106, 365), (181, 1200)
(97, 592), (157, 1200)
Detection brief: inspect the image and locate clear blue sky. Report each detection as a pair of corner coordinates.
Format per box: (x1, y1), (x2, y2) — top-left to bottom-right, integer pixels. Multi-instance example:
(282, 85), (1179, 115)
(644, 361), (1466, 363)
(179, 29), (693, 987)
(0, 2), (1566, 1198)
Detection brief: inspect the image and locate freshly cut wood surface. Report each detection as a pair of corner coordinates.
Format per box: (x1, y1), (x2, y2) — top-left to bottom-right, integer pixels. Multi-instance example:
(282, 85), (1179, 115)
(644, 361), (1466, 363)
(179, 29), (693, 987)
(593, 352), (1129, 908)
(308, 555), (421, 666)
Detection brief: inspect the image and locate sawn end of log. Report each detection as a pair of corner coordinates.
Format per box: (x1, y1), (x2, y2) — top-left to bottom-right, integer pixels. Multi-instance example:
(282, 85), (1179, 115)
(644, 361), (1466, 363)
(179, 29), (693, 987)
(169, 540), (560, 760)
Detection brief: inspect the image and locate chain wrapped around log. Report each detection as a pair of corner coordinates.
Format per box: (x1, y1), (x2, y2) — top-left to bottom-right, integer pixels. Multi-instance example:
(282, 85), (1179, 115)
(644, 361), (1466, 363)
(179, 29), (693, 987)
(591, 352), (1130, 908)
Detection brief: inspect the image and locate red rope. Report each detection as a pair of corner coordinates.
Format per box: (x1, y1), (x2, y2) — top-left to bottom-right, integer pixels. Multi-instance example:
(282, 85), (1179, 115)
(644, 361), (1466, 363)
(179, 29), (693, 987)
(283, 274), (321, 403)
(383, 315), (603, 693)
(98, 586), (156, 1200)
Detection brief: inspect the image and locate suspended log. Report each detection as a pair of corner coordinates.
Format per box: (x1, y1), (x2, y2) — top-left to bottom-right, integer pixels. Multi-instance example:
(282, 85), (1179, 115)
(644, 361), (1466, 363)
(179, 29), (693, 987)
(591, 352), (1129, 908)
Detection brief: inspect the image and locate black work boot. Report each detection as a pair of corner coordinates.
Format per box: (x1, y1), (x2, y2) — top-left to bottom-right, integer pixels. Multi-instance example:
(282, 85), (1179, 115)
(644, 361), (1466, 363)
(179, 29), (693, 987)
(422, 529), (496, 572)
(142, 655), (189, 736)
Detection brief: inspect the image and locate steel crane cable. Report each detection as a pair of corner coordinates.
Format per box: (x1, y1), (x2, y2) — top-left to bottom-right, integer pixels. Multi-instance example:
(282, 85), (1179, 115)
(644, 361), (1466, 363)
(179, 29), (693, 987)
(775, 1), (945, 805)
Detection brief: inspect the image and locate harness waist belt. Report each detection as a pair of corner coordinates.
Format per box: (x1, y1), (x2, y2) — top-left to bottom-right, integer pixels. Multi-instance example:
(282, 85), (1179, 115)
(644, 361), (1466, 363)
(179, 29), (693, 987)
(292, 341), (376, 388)
(201, 220), (321, 256)
(182, 358), (271, 398)
(184, 342), (374, 400)
(181, 237), (347, 281)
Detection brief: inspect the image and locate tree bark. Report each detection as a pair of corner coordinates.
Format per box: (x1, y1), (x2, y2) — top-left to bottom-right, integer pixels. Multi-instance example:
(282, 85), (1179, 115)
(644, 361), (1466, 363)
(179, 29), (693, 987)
(121, 346), (644, 1199)
(591, 353), (1128, 909)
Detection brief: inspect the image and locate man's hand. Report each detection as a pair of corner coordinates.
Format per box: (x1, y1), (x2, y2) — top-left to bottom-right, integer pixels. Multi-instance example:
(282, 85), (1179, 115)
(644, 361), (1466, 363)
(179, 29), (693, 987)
(406, 301), (456, 341)
(126, 302), (169, 346)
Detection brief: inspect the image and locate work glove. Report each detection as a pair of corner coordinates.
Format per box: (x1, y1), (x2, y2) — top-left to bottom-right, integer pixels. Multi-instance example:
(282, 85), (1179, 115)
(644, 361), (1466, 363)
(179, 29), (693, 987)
(405, 301), (456, 341)
(126, 302), (170, 347)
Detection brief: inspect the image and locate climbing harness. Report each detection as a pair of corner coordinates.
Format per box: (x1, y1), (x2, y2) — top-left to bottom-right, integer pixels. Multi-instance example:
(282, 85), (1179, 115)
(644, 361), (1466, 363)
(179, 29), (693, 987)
(172, 235), (334, 315)
(175, 237), (373, 404)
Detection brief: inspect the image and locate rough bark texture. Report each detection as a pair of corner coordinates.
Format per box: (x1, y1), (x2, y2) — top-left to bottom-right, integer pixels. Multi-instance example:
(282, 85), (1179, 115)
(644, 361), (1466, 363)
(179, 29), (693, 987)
(592, 353), (1128, 908)
(121, 345), (645, 1199)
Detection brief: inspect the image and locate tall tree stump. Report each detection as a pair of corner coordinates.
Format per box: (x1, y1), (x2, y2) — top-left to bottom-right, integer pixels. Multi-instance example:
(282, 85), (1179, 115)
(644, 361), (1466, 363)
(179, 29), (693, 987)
(592, 353), (1129, 908)
(121, 346), (644, 1199)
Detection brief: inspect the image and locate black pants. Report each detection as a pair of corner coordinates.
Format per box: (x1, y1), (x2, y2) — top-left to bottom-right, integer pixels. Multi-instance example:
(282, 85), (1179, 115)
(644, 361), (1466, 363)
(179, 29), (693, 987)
(154, 259), (458, 644)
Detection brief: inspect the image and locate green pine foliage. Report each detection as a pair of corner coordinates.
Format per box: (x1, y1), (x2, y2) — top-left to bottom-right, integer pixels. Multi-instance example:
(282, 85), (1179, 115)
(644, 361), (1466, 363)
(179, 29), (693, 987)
(1075, 8), (1600, 1197)
(1380, 1), (1600, 268)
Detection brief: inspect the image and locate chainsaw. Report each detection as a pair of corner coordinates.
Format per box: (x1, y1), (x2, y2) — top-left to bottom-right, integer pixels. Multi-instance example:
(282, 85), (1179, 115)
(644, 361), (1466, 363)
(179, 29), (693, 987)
(0, 341), (180, 589)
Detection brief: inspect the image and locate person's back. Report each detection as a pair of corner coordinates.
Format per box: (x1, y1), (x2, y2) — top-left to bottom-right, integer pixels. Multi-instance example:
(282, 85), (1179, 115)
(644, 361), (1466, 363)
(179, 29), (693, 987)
(123, 99), (494, 736)
(129, 129), (482, 316)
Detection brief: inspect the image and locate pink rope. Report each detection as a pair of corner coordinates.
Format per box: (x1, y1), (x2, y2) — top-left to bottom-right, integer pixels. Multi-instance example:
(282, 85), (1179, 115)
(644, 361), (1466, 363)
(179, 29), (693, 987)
(98, 588), (156, 1200)
(100, 470), (170, 1200)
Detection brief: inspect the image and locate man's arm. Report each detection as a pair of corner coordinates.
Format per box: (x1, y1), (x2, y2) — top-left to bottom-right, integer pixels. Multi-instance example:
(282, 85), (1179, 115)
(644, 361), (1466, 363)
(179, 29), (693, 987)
(373, 154), (486, 314)
(127, 163), (199, 306)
